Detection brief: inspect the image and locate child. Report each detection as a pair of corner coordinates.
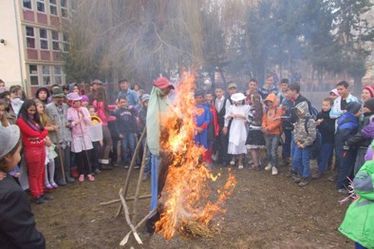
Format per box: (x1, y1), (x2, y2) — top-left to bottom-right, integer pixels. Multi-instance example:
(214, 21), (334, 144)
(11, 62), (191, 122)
(114, 97), (138, 167)
(246, 93), (265, 170)
(0, 99), (9, 127)
(35, 99), (59, 189)
(88, 105), (103, 174)
(339, 159), (374, 249)
(314, 98), (335, 178)
(16, 100), (49, 203)
(262, 93), (283, 175)
(67, 92), (95, 182)
(205, 92), (219, 165)
(292, 101), (317, 187)
(224, 92), (250, 169)
(335, 102), (361, 193)
(194, 90), (211, 162)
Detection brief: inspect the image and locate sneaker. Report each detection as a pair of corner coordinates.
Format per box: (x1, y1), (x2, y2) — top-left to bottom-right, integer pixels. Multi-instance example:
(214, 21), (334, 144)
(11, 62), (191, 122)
(94, 169), (101, 174)
(338, 188), (348, 194)
(41, 194), (54, 201)
(312, 172), (322, 179)
(264, 164), (272, 171)
(66, 176), (75, 183)
(271, 167), (278, 175)
(298, 177), (311, 187)
(78, 174), (85, 182)
(292, 175), (302, 183)
(229, 160), (235, 166)
(45, 183), (53, 190)
(51, 182), (58, 189)
(34, 197), (45, 205)
(87, 174), (95, 182)
(238, 164), (244, 169)
(328, 175), (336, 182)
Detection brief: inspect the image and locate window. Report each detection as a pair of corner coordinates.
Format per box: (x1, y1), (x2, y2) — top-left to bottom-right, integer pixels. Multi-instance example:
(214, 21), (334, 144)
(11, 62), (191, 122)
(42, 65), (51, 85)
(25, 26), (35, 48)
(61, 0), (68, 17)
(37, 0), (45, 12)
(62, 32), (69, 51)
(49, 0), (58, 15)
(39, 28), (48, 49)
(51, 31), (60, 50)
(23, 0), (32, 9)
(54, 66), (62, 84)
(29, 65), (39, 85)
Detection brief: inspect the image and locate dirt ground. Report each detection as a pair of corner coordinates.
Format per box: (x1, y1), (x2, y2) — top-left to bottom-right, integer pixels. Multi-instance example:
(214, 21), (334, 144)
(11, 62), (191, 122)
(32, 164), (353, 249)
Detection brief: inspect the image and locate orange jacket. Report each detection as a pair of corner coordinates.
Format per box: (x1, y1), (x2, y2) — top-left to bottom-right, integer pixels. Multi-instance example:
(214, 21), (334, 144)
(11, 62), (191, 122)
(262, 93), (283, 135)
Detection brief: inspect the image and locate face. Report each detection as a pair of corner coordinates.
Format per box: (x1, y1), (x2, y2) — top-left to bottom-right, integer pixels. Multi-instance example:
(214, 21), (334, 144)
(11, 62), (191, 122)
(82, 100), (89, 107)
(329, 92), (338, 100)
(228, 87), (237, 96)
(265, 101), (273, 108)
(73, 86), (80, 94)
(195, 95), (204, 104)
(322, 100), (331, 112)
(143, 100), (149, 108)
(337, 85), (348, 97)
(92, 84), (99, 91)
(248, 81), (257, 92)
(89, 107), (96, 116)
(54, 96), (64, 105)
(38, 90), (48, 101)
(72, 100), (81, 108)
(2, 143), (22, 172)
(361, 89), (371, 102)
(36, 103), (44, 114)
(160, 87), (171, 96)
(215, 88), (223, 98)
(120, 82), (129, 91)
(27, 105), (36, 116)
(0, 82), (5, 88)
(280, 83), (288, 92)
(205, 94), (213, 103)
(265, 76), (273, 86)
(134, 84), (140, 91)
(288, 89), (297, 99)
(119, 99), (128, 108)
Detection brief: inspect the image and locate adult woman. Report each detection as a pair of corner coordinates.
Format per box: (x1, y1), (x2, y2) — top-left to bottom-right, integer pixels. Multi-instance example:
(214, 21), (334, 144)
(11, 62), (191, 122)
(16, 100), (48, 204)
(361, 85), (374, 103)
(0, 125), (45, 248)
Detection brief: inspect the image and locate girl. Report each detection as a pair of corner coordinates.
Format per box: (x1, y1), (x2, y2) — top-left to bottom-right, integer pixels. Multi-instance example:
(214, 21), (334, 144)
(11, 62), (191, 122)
(0, 99), (9, 127)
(224, 92), (250, 169)
(246, 93), (265, 170)
(16, 100), (48, 204)
(35, 87), (50, 104)
(35, 99), (59, 189)
(67, 92), (95, 182)
(93, 87), (115, 169)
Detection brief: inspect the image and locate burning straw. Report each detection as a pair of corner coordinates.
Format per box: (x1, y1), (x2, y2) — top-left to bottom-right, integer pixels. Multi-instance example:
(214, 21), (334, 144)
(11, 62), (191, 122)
(155, 73), (237, 240)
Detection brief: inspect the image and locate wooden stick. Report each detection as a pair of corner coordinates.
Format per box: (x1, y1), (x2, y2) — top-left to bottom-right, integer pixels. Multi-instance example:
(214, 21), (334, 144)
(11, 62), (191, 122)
(132, 142), (148, 221)
(120, 209), (157, 246)
(100, 194), (151, 206)
(119, 188), (143, 245)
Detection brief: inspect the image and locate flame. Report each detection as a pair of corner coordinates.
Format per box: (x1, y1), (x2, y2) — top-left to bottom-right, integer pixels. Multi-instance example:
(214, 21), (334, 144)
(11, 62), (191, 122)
(155, 73), (237, 240)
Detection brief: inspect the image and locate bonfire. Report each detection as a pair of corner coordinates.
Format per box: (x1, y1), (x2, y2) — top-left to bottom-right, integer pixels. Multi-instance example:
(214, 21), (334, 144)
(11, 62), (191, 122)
(155, 73), (237, 240)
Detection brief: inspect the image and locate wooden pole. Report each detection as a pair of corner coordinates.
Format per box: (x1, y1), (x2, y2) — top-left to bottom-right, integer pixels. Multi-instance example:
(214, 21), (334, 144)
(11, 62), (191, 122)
(99, 194), (151, 206)
(132, 141), (148, 221)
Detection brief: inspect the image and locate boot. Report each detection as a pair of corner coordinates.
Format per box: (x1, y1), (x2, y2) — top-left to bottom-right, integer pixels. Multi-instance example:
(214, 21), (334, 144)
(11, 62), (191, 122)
(100, 159), (113, 170)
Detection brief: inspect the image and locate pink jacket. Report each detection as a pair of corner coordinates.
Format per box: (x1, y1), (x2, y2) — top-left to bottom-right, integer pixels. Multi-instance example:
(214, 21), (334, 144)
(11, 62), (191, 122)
(67, 107), (91, 136)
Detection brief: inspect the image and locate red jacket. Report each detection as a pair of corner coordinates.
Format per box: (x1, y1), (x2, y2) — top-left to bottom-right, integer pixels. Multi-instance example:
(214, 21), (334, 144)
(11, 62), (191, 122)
(16, 117), (48, 148)
(209, 104), (220, 137)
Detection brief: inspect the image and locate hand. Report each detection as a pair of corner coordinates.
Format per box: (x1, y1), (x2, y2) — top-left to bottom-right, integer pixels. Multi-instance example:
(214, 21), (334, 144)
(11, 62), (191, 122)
(119, 134), (124, 139)
(316, 119), (323, 125)
(99, 140), (104, 147)
(222, 127), (228, 135)
(0, 171), (6, 181)
(196, 127), (204, 133)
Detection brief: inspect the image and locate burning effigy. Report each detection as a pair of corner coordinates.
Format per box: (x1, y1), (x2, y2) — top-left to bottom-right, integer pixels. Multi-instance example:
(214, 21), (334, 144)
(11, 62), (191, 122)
(154, 73), (237, 240)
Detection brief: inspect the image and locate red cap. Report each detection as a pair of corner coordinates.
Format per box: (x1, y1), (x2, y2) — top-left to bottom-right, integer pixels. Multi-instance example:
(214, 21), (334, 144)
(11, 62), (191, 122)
(364, 85), (374, 98)
(153, 77), (174, 89)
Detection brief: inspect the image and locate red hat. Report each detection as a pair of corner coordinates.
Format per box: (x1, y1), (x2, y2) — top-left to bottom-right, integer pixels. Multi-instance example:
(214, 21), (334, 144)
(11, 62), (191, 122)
(153, 77), (174, 90)
(364, 85), (374, 98)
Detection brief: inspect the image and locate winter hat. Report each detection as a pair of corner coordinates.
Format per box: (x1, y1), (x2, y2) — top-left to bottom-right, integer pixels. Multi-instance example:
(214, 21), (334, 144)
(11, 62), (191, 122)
(0, 125), (20, 159)
(227, 83), (237, 90)
(231, 92), (246, 102)
(66, 92), (82, 101)
(363, 85), (374, 98)
(330, 88), (339, 96)
(364, 98), (374, 113)
(51, 87), (65, 98)
(81, 95), (89, 102)
(153, 77), (174, 90)
(346, 101), (361, 114)
(141, 94), (150, 102)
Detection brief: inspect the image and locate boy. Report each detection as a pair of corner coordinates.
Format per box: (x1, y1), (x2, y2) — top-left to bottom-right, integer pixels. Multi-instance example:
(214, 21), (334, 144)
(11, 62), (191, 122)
(314, 98), (335, 178)
(114, 97), (138, 167)
(205, 92), (219, 165)
(88, 106), (103, 173)
(292, 101), (317, 187)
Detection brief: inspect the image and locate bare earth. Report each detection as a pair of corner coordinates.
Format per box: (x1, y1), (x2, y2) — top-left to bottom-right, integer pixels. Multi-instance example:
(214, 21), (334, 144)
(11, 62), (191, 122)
(32, 165), (353, 249)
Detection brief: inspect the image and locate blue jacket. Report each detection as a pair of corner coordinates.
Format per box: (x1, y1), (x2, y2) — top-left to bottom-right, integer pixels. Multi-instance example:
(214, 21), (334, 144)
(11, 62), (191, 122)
(117, 89), (139, 107)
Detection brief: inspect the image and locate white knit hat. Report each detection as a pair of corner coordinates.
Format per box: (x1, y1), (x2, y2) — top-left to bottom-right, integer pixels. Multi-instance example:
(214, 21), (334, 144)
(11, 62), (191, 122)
(0, 125), (20, 159)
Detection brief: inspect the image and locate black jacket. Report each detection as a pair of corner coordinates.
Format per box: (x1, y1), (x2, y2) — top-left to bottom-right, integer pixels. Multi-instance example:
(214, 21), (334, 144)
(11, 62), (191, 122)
(346, 112), (374, 149)
(114, 107), (138, 134)
(316, 110), (335, 144)
(0, 175), (45, 249)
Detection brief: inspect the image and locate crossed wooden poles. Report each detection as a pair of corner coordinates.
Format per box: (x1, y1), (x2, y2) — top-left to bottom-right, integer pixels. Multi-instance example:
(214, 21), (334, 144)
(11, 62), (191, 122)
(100, 128), (156, 246)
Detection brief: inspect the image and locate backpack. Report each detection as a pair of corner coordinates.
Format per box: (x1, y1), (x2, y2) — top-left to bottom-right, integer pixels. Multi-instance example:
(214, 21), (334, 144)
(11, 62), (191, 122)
(309, 104), (319, 119)
(304, 117), (322, 159)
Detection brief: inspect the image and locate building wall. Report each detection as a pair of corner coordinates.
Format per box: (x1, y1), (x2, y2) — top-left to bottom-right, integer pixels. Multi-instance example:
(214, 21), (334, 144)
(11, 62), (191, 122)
(0, 0), (25, 88)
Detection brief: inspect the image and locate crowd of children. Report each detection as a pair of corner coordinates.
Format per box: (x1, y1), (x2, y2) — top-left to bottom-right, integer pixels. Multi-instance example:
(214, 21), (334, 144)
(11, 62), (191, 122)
(1, 75), (374, 248)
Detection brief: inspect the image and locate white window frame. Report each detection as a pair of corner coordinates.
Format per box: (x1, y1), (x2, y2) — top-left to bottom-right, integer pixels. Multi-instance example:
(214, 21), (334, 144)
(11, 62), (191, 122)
(51, 30), (60, 51)
(42, 65), (51, 85)
(39, 28), (49, 50)
(60, 0), (68, 18)
(54, 65), (63, 85)
(62, 32), (69, 52)
(25, 26), (35, 49)
(29, 65), (39, 86)
(49, 0), (58, 16)
(23, 0), (33, 9)
(36, 0), (46, 13)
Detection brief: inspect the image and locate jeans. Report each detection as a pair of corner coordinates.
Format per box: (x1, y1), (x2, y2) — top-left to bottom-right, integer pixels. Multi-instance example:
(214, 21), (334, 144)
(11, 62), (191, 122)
(292, 146), (311, 178)
(317, 143), (334, 174)
(355, 242), (367, 249)
(121, 132), (137, 163)
(291, 135), (297, 172)
(282, 129), (292, 159)
(150, 154), (160, 210)
(336, 148), (357, 189)
(264, 134), (279, 167)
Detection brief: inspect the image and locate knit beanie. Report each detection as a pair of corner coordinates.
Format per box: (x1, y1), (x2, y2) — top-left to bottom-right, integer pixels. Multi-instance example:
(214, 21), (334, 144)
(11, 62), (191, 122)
(364, 85), (374, 98)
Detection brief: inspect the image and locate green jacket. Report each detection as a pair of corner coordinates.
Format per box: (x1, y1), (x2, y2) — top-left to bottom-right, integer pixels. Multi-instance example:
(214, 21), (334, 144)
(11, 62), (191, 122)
(146, 87), (170, 156)
(339, 160), (374, 249)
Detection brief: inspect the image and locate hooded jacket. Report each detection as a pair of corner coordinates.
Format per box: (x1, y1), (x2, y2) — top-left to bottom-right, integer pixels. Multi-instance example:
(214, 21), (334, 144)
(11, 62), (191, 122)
(335, 102), (360, 144)
(339, 160), (374, 249)
(293, 101), (316, 147)
(262, 93), (283, 136)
